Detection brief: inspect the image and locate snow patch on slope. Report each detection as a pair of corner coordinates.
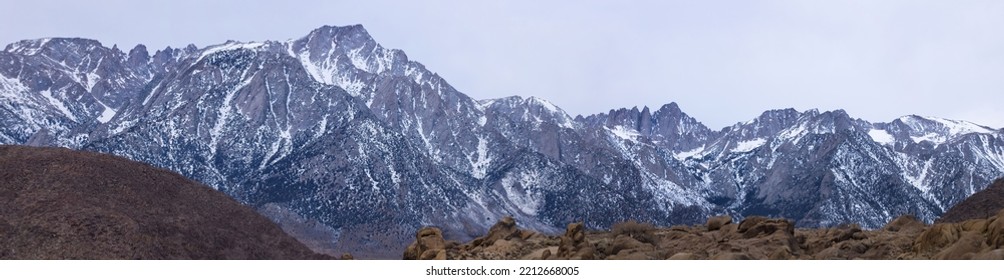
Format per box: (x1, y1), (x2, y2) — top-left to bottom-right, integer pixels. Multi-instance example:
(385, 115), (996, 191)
(528, 96), (560, 115)
(674, 145), (705, 161)
(0, 75), (37, 121)
(644, 175), (708, 208)
(911, 133), (944, 145)
(527, 96), (575, 129)
(197, 42), (266, 61)
(94, 99), (116, 123)
(0, 75), (29, 95)
(899, 115), (997, 145)
(868, 129), (895, 145)
(471, 136), (491, 179)
(500, 170), (543, 215)
(927, 117), (996, 136)
(475, 98), (497, 111)
(732, 138), (765, 153)
(608, 125), (641, 141)
(209, 75), (254, 155)
(40, 90), (77, 122)
(84, 72), (100, 92)
(776, 121), (810, 144)
(6, 38), (51, 56)
(291, 41), (367, 98)
(346, 47), (369, 73)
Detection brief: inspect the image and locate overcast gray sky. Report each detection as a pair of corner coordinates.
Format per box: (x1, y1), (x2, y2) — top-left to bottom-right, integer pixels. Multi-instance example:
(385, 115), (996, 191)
(3, 0), (1003, 129)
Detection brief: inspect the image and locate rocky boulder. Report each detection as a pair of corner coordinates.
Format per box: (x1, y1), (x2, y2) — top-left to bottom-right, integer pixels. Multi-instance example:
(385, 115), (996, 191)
(557, 222), (595, 260)
(737, 216), (795, 239)
(914, 223), (961, 254)
(882, 215), (926, 233)
(403, 227), (447, 260)
(470, 216), (522, 248)
(987, 209), (1004, 249)
(706, 215), (732, 231)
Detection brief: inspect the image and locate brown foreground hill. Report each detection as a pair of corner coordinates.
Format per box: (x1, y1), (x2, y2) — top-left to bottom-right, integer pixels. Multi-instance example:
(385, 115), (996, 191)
(405, 177), (1004, 260)
(938, 178), (1004, 223)
(0, 145), (331, 259)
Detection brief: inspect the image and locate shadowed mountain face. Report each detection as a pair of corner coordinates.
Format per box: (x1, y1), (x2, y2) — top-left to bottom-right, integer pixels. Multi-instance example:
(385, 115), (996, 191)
(0, 145), (328, 259)
(1, 25), (1003, 258)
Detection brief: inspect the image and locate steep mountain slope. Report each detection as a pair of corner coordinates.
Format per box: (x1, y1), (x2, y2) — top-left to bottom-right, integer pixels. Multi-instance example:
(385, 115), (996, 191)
(0, 145), (327, 259)
(29, 28), (670, 258)
(0, 39), (189, 146)
(583, 107), (1003, 228)
(482, 97), (712, 226)
(1, 24), (1002, 257)
(83, 39), (482, 258)
(686, 110), (941, 227)
(286, 28), (672, 232)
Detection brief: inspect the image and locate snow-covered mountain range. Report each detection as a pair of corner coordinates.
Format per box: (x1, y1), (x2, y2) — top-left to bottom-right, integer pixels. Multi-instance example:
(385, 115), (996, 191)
(2, 25), (1002, 257)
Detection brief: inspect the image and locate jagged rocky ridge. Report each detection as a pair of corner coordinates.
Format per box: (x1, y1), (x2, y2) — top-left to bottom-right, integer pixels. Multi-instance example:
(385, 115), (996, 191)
(1, 25), (1003, 258)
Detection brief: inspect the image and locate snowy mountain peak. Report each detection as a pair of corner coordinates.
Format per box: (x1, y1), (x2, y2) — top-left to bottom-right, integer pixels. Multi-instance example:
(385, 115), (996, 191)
(4, 38), (52, 55)
(480, 95), (576, 129)
(288, 24), (417, 100)
(5, 37), (109, 57)
(902, 115), (996, 135)
(578, 101), (714, 152)
(889, 115), (999, 146)
(658, 102), (681, 113)
(718, 108), (804, 144)
(761, 108), (801, 119)
(196, 41), (269, 61)
(309, 24), (373, 44)
(127, 44), (150, 65)
(296, 24), (389, 64)
(526, 96), (561, 112)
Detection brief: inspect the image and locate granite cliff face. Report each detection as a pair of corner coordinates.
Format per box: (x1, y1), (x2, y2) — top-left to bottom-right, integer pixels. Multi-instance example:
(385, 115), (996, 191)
(2, 25), (1002, 257)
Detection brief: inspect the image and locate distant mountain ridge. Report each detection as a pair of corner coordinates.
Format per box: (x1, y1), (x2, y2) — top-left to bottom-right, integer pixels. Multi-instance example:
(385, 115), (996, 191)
(2, 24), (1002, 257)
